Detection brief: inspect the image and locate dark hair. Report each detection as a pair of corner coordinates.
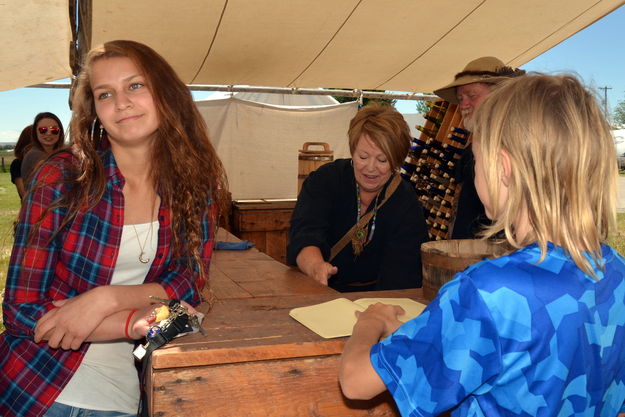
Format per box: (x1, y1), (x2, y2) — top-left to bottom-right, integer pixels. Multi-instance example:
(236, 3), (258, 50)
(14, 125), (33, 159)
(31, 112), (65, 152)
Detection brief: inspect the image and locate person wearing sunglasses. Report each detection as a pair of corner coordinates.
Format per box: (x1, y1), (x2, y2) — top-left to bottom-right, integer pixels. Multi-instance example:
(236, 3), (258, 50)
(20, 111), (66, 188)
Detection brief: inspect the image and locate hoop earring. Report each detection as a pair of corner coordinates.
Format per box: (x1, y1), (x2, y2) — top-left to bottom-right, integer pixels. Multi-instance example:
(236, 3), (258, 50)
(90, 117), (106, 149)
(90, 117), (98, 143)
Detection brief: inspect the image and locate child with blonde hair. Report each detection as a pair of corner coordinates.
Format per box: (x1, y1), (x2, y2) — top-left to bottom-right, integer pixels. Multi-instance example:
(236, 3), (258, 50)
(339, 74), (625, 416)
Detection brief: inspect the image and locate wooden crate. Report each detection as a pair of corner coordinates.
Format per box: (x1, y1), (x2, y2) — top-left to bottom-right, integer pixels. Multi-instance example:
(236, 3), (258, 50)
(230, 199), (296, 264)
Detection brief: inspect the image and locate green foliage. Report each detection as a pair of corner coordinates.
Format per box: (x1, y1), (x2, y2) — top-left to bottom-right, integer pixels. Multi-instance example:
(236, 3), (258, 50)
(608, 212), (625, 256)
(330, 89), (397, 108)
(0, 170), (21, 332)
(0, 150), (15, 174)
(415, 100), (431, 115)
(614, 99), (625, 126)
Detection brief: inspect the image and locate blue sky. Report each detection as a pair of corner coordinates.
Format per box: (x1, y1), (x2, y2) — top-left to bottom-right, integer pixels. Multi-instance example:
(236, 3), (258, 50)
(1, 4), (623, 142)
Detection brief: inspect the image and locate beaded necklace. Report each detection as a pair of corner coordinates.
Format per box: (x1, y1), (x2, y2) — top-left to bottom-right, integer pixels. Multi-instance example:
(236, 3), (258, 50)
(353, 183), (380, 256)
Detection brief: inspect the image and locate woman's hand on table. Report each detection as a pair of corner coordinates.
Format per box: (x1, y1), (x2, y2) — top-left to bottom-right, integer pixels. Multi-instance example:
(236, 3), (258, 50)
(296, 246), (338, 286)
(308, 261), (338, 286)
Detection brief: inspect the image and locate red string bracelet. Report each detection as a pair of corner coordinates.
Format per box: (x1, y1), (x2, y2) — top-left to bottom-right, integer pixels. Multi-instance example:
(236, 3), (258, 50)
(124, 309), (138, 339)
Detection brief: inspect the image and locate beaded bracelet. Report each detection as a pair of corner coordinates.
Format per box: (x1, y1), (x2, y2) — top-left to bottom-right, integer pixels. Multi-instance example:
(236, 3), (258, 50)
(124, 309), (138, 339)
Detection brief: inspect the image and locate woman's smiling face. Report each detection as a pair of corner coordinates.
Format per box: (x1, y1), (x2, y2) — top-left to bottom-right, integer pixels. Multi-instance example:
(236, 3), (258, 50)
(90, 56), (160, 148)
(352, 133), (392, 194)
(36, 118), (62, 152)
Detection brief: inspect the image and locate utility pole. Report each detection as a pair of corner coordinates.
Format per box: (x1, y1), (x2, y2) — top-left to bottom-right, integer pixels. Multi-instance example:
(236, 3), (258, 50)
(599, 86), (612, 120)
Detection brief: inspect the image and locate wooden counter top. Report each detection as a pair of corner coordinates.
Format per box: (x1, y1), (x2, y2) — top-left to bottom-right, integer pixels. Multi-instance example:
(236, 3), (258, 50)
(210, 228), (336, 299)
(146, 228), (426, 416)
(147, 289), (425, 417)
(151, 289), (425, 370)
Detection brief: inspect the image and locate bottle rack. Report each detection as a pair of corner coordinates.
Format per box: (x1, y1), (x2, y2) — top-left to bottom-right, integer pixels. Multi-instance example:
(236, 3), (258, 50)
(399, 101), (470, 240)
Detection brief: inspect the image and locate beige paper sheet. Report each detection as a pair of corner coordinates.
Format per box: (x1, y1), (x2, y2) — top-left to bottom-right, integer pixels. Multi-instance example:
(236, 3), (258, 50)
(289, 297), (426, 339)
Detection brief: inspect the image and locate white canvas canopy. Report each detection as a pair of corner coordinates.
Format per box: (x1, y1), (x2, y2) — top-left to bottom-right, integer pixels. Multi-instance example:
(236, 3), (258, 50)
(2, 1), (623, 198)
(196, 93), (357, 199)
(1, 1), (624, 92)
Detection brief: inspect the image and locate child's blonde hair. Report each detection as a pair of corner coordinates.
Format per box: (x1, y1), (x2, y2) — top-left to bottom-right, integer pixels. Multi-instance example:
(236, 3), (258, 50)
(472, 74), (617, 277)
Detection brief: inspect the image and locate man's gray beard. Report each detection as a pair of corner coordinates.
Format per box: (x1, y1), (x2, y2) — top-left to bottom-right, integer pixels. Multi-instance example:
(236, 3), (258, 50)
(463, 116), (474, 132)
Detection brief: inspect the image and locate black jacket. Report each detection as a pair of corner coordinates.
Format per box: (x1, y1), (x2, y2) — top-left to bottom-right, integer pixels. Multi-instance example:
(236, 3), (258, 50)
(287, 159), (429, 292)
(451, 145), (489, 239)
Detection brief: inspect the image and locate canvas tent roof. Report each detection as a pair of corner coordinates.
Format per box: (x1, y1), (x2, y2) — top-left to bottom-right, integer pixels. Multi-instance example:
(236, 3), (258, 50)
(1, 0), (624, 93)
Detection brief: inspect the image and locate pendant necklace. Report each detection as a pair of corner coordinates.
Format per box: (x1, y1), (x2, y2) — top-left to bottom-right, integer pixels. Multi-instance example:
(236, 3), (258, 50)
(132, 200), (156, 264)
(352, 184), (380, 256)
(132, 220), (154, 264)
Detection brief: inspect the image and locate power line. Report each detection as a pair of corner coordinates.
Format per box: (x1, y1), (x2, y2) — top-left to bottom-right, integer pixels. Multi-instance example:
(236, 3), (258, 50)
(598, 86), (612, 119)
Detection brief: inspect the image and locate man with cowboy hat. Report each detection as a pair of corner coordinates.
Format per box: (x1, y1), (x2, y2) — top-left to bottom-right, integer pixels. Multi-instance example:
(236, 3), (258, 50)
(434, 56), (525, 238)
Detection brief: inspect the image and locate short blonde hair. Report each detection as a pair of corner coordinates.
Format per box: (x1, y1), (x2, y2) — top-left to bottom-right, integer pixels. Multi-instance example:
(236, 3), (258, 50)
(472, 74), (617, 277)
(348, 103), (411, 171)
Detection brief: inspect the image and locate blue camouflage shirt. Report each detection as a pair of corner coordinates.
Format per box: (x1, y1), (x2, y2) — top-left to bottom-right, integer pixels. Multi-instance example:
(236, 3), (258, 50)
(371, 243), (625, 416)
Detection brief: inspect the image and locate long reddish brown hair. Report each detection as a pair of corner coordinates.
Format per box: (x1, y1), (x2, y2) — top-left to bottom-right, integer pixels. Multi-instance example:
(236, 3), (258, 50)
(54, 40), (228, 288)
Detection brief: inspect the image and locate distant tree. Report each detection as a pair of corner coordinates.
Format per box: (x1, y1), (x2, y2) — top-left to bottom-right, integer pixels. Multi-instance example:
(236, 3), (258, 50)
(330, 89), (396, 108)
(415, 100), (430, 115)
(614, 99), (625, 127)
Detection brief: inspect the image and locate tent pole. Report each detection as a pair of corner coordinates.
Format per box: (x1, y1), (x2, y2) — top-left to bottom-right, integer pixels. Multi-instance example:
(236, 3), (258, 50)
(27, 83), (437, 102)
(188, 85), (437, 101)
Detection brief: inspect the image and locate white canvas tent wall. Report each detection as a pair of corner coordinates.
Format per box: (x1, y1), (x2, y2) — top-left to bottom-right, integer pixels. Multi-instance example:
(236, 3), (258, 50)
(219, 91), (341, 107)
(402, 114), (427, 139)
(196, 94), (357, 199)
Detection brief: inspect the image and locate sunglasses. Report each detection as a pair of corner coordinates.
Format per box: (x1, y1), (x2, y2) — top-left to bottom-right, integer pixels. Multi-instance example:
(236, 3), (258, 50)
(38, 126), (61, 135)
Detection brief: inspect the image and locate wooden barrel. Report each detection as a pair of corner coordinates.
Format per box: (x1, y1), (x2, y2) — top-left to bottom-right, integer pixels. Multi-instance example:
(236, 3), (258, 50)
(421, 239), (509, 301)
(298, 142), (333, 193)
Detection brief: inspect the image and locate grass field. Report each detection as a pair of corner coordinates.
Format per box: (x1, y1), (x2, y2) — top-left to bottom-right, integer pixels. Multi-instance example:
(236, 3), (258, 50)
(1, 165), (625, 333)
(1, 160), (21, 331)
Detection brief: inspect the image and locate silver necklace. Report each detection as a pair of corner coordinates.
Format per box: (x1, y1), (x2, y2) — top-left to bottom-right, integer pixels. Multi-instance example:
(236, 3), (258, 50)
(132, 221), (154, 264)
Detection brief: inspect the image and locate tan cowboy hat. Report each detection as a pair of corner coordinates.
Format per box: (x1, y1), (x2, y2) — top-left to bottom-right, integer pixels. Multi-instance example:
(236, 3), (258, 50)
(434, 56), (524, 104)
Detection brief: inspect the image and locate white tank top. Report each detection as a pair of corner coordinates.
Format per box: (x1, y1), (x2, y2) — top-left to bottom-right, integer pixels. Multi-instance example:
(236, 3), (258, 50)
(56, 221), (159, 413)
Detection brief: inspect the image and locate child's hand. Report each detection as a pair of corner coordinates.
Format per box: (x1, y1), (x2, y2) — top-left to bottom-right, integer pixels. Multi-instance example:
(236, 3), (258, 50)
(354, 303), (404, 339)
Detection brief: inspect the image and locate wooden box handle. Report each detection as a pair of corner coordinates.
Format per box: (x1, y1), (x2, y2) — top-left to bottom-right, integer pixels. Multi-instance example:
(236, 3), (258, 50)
(301, 142), (331, 152)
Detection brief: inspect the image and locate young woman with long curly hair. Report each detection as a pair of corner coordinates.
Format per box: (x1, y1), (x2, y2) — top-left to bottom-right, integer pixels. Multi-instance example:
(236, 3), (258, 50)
(0, 39), (228, 417)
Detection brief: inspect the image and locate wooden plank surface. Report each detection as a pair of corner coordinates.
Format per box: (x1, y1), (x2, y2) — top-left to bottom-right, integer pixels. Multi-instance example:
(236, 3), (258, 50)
(210, 228), (334, 299)
(151, 289), (424, 369)
(148, 289), (425, 417)
(150, 356), (400, 417)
